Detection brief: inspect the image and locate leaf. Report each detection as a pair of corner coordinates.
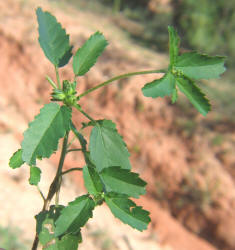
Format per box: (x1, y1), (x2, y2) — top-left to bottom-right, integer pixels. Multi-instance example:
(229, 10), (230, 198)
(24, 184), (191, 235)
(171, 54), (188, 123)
(36, 7), (72, 67)
(83, 165), (103, 196)
(36, 205), (64, 246)
(100, 167), (146, 198)
(175, 52), (226, 79)
(9, 149), (24, 169)
(176, 77), (211, 116)
(55, 195), (95, 237)
(105, 193), (150, 231)
(29, 166), (41, 185)
(73, 31), (108, 76)
(168, 26), (180, 66)
(89, 120), (131, 172)
(44, 233), (81, 250)
(21, 103), (71, 165)
(142, 72), (175, 98)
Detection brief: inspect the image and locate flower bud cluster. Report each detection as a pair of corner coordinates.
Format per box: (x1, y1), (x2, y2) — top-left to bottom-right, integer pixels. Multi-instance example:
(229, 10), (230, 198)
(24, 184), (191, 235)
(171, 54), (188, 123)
(51, 80), (78, 107)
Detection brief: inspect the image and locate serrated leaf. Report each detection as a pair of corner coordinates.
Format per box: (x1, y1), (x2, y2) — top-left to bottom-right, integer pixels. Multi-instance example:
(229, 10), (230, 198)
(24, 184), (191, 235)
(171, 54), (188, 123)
(55, 195), (95, 237)
(9, 149), (24, 169)
(142, 72), (175, 98)
(100, 167), (146, 198)
(89, 120), (131, 172)
(36, 7), (72, 67)
(176, 77), (211, 116)
(21, 103), (71, 165)
(44, 232), (81, 250)
(175, 52), (226, 79)
(105, 193), (150, 231)
(29, 166), (41, 185)
(73, 31), (108, 76)
(36, 205), (64, 246)
(168, 26), (180, 66)
(83, 165), (103, 195)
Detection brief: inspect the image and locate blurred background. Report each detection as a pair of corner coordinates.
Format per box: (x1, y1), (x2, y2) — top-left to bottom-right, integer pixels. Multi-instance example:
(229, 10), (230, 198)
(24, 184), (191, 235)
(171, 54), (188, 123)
(0, 0), (234, 249)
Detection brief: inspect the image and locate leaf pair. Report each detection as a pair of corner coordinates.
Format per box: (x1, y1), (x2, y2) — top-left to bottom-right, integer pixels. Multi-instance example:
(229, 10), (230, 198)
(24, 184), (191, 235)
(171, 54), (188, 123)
(36, 7), (108, 76)
(142, 26), (226, 116)
(80, 119), (150, 231)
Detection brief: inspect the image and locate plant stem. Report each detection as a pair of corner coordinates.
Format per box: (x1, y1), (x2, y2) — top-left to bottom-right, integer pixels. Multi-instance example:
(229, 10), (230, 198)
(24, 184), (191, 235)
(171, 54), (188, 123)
(67, 148), (82, 153)
(31, 133), (69, 250)
(74, 103), (96, 122)
(78, 69), (166, 99)
(46, 75), (57, 89)
(62, 167), (83, 175)
(55, 66), (62, 89)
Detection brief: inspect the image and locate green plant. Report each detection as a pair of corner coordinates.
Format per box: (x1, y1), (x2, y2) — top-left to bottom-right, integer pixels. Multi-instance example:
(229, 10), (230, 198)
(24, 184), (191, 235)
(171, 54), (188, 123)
(8, 7), (226, 250)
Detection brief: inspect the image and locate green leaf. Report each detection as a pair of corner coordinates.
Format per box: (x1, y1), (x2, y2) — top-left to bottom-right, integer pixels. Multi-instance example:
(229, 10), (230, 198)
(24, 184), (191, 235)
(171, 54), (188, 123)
(73, 31), (108, 76)
(100, 167), (146, 198)
(168, 26), (180, 66)
(142, 72), (175, 98)
(89, 120), (131, 172)
(176, 77), (211, 116)
(105, 193), (150, 231)
(175, 52), (226, 79)
(83, 165), (103, 196)
(9, 149), (24, 169)
(21, 103), (71, 165)
(36, 7), (72, 67)
(29, 166), (41, 185)
(55, 195), (95, 237)
(44, 233), (81, 250)
(36, 205), (64, 246)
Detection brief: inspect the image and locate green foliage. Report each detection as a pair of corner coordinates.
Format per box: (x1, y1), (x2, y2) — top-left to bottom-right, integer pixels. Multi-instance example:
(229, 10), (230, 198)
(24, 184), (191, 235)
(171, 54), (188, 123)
(29, 166), (41, 185)
(142, 26), (225, 116)
(175, 52), (226, 80)
(36, 205), (82, 249)
(55, 195), (95, 236)
(176, 77), (210, 116)
(36, 7), (72, 67)
(73, 32), (108, 76)
(21, 103), (71, 165)
(100, 167), (146, 198)
(89, 119), (131, 172)
(142, 72), (175, 98)
(83, 165), (103, 196)
(9, 149), (24, 169)
(105, 193), (150, 231)
(8, 7), (226, 250)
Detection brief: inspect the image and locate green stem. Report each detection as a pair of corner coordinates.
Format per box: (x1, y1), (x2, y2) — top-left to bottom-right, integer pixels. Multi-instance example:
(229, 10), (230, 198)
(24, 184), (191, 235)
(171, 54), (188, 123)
(37, 185), (45, 202)
(46, 75), (57, 89)
(74, 103), (96, 122)
(62, 167), (83, 175)
(78, 69), (166, 99)
(31, 133), (69, 250)
(67, 148), (82, 153)
(55, 66), (62, 89)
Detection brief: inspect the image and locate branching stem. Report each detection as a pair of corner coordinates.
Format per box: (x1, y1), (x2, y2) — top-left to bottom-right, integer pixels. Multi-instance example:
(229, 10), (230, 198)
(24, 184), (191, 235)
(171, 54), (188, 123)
(78, 69), (166, 99)
(62, 167), (83, 175)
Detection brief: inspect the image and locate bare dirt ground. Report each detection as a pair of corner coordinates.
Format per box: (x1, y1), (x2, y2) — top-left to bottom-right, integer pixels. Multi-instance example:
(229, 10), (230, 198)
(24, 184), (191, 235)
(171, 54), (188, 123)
(0, 0), (234, 249)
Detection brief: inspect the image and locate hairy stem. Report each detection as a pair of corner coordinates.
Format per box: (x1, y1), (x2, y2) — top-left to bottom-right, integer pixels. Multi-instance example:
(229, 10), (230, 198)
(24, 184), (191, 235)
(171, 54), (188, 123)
(78, 69), (166, 99)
